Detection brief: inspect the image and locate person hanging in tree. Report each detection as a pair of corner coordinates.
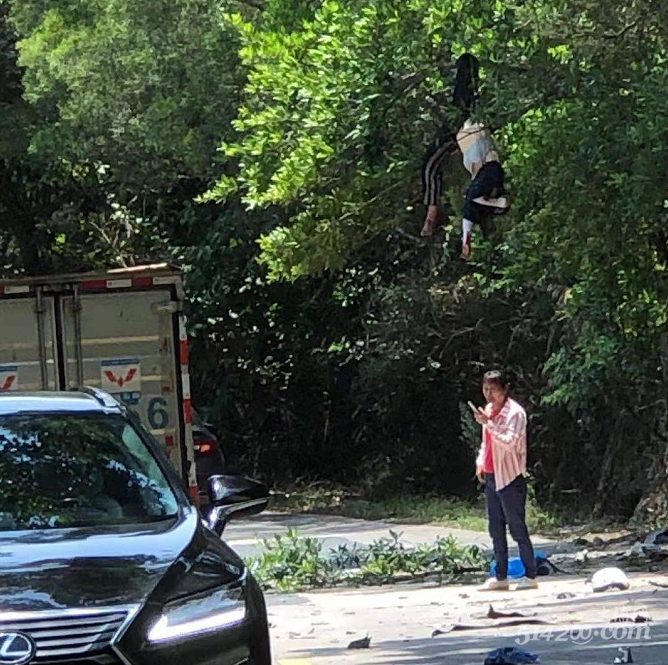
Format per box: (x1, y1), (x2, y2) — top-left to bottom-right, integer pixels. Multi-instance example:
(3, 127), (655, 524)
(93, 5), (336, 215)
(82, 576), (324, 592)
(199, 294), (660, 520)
(420, 53), (478, 237)
(458, 120), (510, 259)
(420, 54), (510, 257)
(420, 127), (456, 236)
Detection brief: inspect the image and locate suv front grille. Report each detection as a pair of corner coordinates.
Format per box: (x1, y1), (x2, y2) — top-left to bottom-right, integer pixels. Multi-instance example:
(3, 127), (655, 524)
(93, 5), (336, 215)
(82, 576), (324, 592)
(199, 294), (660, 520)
(0, 608), (135, 661)
(43, 658), (123, 664)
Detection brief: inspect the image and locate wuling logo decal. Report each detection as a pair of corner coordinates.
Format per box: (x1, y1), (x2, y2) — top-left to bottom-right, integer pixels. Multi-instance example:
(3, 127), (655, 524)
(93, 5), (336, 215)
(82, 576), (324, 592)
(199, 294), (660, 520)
(100, 358), (142, 404)
(104, 368), (138, 388)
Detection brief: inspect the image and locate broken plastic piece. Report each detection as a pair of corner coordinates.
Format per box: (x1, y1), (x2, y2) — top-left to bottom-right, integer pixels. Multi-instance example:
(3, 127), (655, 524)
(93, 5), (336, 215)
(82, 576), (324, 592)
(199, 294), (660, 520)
(590, 567), (630, 593)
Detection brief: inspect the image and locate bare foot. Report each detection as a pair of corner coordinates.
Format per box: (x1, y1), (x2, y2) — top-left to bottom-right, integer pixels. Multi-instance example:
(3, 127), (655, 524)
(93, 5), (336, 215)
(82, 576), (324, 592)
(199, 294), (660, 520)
(421, 206), (438, 237)
(421, 220), (434, 237)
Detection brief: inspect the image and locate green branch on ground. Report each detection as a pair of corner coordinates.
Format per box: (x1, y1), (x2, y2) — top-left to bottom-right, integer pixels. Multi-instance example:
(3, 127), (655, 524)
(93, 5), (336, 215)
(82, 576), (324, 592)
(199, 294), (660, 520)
(246, 528), (486, 592)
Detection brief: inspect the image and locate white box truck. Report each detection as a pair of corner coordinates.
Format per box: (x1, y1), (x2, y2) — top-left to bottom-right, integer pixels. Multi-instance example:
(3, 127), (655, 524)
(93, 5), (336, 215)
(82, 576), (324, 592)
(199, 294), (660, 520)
(0, 263), (198, 501)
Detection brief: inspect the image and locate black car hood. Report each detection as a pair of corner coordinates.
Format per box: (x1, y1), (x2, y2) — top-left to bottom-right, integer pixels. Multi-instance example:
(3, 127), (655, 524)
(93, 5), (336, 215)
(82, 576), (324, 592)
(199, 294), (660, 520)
(0, 510), (201, 612)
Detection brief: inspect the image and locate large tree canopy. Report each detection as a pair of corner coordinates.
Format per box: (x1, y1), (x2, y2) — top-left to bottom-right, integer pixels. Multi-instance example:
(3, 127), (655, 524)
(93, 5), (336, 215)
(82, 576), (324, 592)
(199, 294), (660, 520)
(210, 0), (668, 279)
(3, 0), (668, 520)
(10, 0), (245, 188)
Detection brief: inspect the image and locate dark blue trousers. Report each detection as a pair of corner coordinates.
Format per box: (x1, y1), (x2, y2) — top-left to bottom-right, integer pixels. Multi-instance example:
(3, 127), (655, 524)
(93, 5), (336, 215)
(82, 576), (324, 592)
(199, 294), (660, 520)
(485, 474), (537, 580)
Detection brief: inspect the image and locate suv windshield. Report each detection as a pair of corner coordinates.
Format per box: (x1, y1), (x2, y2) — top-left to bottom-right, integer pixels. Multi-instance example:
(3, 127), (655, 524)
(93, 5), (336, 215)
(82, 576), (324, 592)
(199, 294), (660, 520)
(0, 412), (179, 530)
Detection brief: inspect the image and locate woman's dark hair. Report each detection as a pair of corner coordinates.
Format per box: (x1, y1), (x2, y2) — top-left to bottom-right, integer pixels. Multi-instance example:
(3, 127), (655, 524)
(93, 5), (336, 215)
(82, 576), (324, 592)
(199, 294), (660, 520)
(483, 369), (510, 391)
(453, 53), (479, 115)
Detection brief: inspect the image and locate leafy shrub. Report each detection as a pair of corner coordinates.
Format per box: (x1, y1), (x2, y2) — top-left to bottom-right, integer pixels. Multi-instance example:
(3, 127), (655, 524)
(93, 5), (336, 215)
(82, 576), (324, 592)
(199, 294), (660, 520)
(248, 528), (340, 592)
(247, 528), (486, 592)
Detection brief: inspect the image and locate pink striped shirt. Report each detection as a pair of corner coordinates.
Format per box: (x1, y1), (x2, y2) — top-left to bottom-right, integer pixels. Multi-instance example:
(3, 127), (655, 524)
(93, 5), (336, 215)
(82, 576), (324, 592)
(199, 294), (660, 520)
(475, 398), (527, 491)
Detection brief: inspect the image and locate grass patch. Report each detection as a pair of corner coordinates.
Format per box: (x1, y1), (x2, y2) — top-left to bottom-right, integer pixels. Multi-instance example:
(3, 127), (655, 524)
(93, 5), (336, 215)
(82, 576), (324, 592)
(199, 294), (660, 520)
(333, 496), (489, 532)
(247, 527), (487, 592)
(272, 484), (566, 535)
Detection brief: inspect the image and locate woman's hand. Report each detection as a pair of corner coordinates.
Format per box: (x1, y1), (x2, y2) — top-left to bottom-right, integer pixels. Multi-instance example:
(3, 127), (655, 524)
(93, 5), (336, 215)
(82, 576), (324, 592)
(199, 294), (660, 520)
(474, 407), (489, 425)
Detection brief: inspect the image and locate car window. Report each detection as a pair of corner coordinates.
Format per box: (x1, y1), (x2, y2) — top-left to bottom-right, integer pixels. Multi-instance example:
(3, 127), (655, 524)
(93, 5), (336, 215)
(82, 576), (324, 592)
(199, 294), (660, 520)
(0, 413), (179, 531)
(192, 409), (208, 432)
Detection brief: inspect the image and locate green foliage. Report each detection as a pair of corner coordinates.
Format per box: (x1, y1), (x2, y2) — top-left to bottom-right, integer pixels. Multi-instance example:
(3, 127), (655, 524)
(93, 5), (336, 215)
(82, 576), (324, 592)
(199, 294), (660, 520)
(525, 486), (563, 534)
(201, 0), (668, 518)
(209, 0), (472, 279)
(357, 531), (485, 585)
(10, 0), (244, 188)
(247, 528), (486, 592)
(248, 528), (340, 591)
(4, 0), (668, 523)
(460, 402), (481, 459)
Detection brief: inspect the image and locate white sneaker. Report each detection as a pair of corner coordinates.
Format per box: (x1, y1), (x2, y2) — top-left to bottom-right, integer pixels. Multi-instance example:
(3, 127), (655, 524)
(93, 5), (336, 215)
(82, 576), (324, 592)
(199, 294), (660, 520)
(478, 578), (510, 591)
(515, 577), (538, 590)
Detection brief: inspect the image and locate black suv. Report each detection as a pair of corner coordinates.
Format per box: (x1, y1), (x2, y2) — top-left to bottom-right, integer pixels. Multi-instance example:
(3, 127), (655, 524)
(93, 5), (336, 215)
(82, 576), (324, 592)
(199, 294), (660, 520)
(0, 390), (271, 665)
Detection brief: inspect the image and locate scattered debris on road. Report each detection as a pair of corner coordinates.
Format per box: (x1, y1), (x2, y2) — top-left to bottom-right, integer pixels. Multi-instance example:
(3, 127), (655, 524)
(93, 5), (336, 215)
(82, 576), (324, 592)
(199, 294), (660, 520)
(487, 605), (536, 619)
(347, 635), (371, 649)
(575, 549), (589, 564)
(589, 567), (630, 592)
(556, 592), (576, 599)
(629, 527), (668, 562)
(484, 646), (540, 664)
(610, 614), (651, 624)
(435, 618), (552, 634)
(614, 646), (634, 664)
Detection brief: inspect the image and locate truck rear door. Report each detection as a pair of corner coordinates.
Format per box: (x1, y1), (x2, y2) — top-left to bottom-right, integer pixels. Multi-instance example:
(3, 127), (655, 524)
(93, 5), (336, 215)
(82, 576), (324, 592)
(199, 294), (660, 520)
(0, 269), (197, 500)
(59, 288), (189, 483)
(0, 289), (59, 391)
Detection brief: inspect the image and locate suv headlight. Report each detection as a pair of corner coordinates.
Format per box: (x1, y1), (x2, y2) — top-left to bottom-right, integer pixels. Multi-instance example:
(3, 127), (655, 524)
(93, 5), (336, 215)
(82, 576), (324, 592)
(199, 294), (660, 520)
(148, 573), (247, 643)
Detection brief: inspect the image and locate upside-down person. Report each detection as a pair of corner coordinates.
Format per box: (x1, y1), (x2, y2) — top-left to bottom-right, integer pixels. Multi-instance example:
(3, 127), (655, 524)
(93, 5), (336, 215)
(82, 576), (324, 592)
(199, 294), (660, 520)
(461, 162), (510, 259)
(420, 53), (478, 237)
(421, 127), (456, 236)
(421, 55), (511, 254)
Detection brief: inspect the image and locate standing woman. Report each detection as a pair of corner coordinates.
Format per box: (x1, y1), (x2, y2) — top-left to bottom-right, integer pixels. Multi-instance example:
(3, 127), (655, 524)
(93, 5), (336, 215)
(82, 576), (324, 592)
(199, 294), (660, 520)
(473, 370), (538, 591)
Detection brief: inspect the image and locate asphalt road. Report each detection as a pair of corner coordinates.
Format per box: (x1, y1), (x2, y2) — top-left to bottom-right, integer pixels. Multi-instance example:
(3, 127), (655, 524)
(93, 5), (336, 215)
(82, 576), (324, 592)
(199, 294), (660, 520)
(268, 573), (668, 665)
(224, 512), (556, 559)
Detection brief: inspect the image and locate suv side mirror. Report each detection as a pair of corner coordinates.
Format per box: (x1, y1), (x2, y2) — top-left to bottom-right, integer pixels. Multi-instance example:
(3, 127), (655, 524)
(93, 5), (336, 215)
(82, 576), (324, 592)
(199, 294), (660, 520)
(205, 474), (269, 536)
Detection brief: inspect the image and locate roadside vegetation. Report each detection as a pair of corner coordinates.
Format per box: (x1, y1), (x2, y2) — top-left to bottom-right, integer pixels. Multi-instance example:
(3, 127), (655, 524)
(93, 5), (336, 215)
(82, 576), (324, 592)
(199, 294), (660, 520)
(247, 528), (486, 592)
(272, 484), (571, 535)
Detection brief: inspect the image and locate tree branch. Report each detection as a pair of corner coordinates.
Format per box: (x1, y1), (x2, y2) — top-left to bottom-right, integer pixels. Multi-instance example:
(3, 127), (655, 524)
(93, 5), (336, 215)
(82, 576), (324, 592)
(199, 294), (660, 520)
(603, 18), (641, 40)
(230, 0), (266, 12)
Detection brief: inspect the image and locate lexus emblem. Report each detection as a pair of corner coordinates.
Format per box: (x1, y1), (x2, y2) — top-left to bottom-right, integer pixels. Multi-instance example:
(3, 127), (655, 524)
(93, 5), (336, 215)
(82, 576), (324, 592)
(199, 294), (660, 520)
(0, 633), (36, 665)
